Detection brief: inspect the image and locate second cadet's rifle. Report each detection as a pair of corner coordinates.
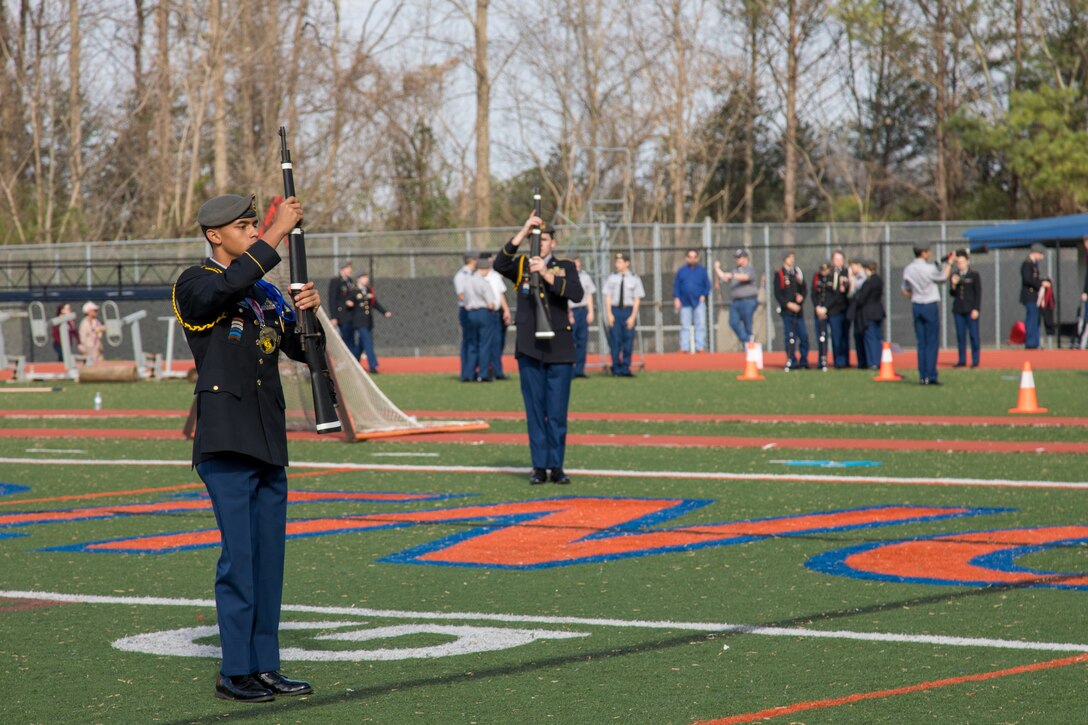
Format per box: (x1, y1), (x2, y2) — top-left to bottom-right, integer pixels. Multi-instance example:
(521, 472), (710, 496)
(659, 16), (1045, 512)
(529, 189), (555, 339)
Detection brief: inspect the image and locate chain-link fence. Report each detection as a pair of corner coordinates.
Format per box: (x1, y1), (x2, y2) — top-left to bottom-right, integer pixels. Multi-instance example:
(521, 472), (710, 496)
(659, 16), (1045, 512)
(1, 221), (1084, 367)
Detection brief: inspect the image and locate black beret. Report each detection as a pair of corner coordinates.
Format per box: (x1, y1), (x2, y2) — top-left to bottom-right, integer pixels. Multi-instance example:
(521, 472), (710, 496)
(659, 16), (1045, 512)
(198, 194), (257, 228)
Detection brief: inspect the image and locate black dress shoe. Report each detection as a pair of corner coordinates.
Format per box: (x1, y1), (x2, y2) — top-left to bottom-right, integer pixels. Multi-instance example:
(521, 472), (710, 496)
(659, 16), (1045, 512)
(549, 468), (571, 484)
(256, 671), (313, 696)
(529, 468), (548, 484)
(215, 673), (274, 702)
(953, 363), (966, 368)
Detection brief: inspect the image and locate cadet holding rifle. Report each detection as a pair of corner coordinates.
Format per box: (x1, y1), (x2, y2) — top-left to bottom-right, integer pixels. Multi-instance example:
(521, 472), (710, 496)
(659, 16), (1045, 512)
(493, 208), (583, 485)
(173, 191), (318, 702)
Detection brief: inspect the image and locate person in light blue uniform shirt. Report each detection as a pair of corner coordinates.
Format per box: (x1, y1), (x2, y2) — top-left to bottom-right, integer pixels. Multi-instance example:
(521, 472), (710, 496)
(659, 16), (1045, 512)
(673, 249), (711, 353)
(901, 244), (952, 385)
(602, 253), (645, 377)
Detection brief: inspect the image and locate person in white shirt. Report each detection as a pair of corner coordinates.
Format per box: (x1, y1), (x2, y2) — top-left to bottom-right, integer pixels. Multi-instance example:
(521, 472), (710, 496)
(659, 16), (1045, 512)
(602, 252), (645, 377)
(481, 252), (512, 380)
(901, 244), (952, 385)
(453, 254), (477, 381)
(462, 257), (499, 382)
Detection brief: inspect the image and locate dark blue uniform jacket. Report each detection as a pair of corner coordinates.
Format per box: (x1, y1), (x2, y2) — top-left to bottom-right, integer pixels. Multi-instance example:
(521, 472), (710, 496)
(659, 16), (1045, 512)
(493, 240), (584, 363)
(173, 240), (311, 467)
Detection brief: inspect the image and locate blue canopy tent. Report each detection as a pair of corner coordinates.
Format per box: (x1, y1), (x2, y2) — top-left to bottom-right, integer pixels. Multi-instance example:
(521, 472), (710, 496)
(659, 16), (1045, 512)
(963, 213), (1088, 248)
(964, 214), (1088, 347)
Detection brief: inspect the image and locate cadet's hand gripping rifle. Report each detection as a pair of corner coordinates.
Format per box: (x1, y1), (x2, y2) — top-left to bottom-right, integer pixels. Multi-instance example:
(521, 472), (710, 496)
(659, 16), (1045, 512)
(278, 126), (342, 434)
(529, 189), (555, 339)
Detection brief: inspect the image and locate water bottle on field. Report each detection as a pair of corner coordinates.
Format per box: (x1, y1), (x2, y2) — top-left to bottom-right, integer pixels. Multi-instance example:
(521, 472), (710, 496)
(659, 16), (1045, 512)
(93, 391), (102, 411)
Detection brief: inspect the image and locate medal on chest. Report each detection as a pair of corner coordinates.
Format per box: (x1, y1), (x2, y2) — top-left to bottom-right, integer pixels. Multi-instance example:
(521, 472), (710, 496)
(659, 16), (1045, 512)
(245, 295), (281, 354)
(257, 325), (280, 354)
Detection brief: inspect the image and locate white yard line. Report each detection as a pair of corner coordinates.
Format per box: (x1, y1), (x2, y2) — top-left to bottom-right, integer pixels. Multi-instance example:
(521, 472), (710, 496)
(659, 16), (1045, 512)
(0, 456), (1085, 490)
(2, 589), (1084, 654)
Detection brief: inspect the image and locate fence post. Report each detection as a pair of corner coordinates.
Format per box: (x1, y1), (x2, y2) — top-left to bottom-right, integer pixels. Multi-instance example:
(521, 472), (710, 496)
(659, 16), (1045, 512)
(994, 247), (1002, 349)
(704, 216), (714, 353)
(652, 223), (663, 354)
(763, 224), (772, 352)
(85, 243), (92, 290)
(940, 222), (948, 351)
(883, 224), (892, 344)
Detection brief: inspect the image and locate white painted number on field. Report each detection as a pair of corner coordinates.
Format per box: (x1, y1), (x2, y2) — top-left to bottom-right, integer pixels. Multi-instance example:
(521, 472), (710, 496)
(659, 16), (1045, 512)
(112, 620), (589, 661)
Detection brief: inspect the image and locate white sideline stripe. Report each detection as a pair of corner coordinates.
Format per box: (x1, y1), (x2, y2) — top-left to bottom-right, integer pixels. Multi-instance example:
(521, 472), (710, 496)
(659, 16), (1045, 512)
(2, 589), (1085, 654)
(0, 456), (1086, 490)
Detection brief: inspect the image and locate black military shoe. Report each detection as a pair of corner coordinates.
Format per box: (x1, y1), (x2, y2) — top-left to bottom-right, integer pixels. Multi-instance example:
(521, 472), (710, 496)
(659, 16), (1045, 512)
(255, 671), (313, 696)
(215, 673), (274, 702)
(529, 468), (549, 485)
(549, 469), (571, 484)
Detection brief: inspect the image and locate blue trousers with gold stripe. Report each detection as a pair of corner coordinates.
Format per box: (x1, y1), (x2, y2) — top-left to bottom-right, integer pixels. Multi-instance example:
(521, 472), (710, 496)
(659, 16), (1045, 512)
(196, 454), (287, 676)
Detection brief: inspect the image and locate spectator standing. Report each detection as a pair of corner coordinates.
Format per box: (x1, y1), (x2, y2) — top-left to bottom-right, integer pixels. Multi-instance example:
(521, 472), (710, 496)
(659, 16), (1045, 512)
(673, 249), (711, 353)
(568, 256), (596, 377)
(1019, 244), (1046, 349)
(327, 261), (359, 358)
(773, 249), (809, 370)
(453, 254), (478, 380)
(78, 301), (105, 365)
(853, 260), (885, 369)
(950, 250), (981, 368)
(714, 249), (758, 346)
(462, 257), (498, 382)
(481, 252), (512, 380)
(901, 244), (952, 385)
(51, 302), (79, 361)
(603, 252), (645, 377)
(826, 250), (851, 368)
(847, 258), (869, 368)
(352, 272), (391, 374)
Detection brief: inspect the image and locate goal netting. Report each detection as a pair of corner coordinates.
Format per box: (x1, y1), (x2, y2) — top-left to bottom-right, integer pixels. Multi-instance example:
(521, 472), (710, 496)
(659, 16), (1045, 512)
(278, 305), (488, 441)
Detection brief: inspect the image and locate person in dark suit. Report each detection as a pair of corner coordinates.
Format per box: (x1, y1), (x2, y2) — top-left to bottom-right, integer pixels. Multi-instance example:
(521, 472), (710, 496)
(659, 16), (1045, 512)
(352, 271), (391, 373)
(853, 259), (885, 369)
(327, 260), (359, 358)
(1020, 244), (1045, 349)
(773, 249), (809, 370)
(493, 212), (584, 484)
(950, 249), (981, 367)
(173, 193), (319, 703)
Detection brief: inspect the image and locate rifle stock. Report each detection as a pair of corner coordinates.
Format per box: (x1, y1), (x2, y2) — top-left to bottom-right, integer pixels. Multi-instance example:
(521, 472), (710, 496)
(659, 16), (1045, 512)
(278, 126), (342, 434)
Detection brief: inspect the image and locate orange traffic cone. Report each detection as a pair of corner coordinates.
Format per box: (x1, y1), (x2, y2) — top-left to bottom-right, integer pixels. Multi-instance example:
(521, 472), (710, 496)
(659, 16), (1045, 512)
(872, 342), (902, 382)
(1008, 362), (1048, 414)
(737, 341), (765, 381)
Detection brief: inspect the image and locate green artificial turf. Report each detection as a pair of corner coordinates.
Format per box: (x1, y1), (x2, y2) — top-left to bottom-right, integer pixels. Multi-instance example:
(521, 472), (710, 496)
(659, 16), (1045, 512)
(0, 370), (1086, 724)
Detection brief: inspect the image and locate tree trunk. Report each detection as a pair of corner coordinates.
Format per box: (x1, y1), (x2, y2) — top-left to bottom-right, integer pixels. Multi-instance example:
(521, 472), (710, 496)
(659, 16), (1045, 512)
(210, 0), (229, 195)
(783, 0), (798, 224)
(154, 0), (171, 232)
(64, 0), (83, 239)
(472, 0), (490, 228)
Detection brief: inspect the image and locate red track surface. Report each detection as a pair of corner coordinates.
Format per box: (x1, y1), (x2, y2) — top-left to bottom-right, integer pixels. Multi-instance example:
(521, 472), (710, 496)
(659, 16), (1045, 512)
(376, 348), (1088, 374)
(11, 348), (1080, 380)
(0, 426), (1082, 453)
(4, 409), (1084, 427)
(405, 410), (1086, 428)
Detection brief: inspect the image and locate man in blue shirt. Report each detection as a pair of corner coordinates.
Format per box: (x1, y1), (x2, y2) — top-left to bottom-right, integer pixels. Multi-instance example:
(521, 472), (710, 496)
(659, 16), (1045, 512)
(672, 249), (711, 353)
